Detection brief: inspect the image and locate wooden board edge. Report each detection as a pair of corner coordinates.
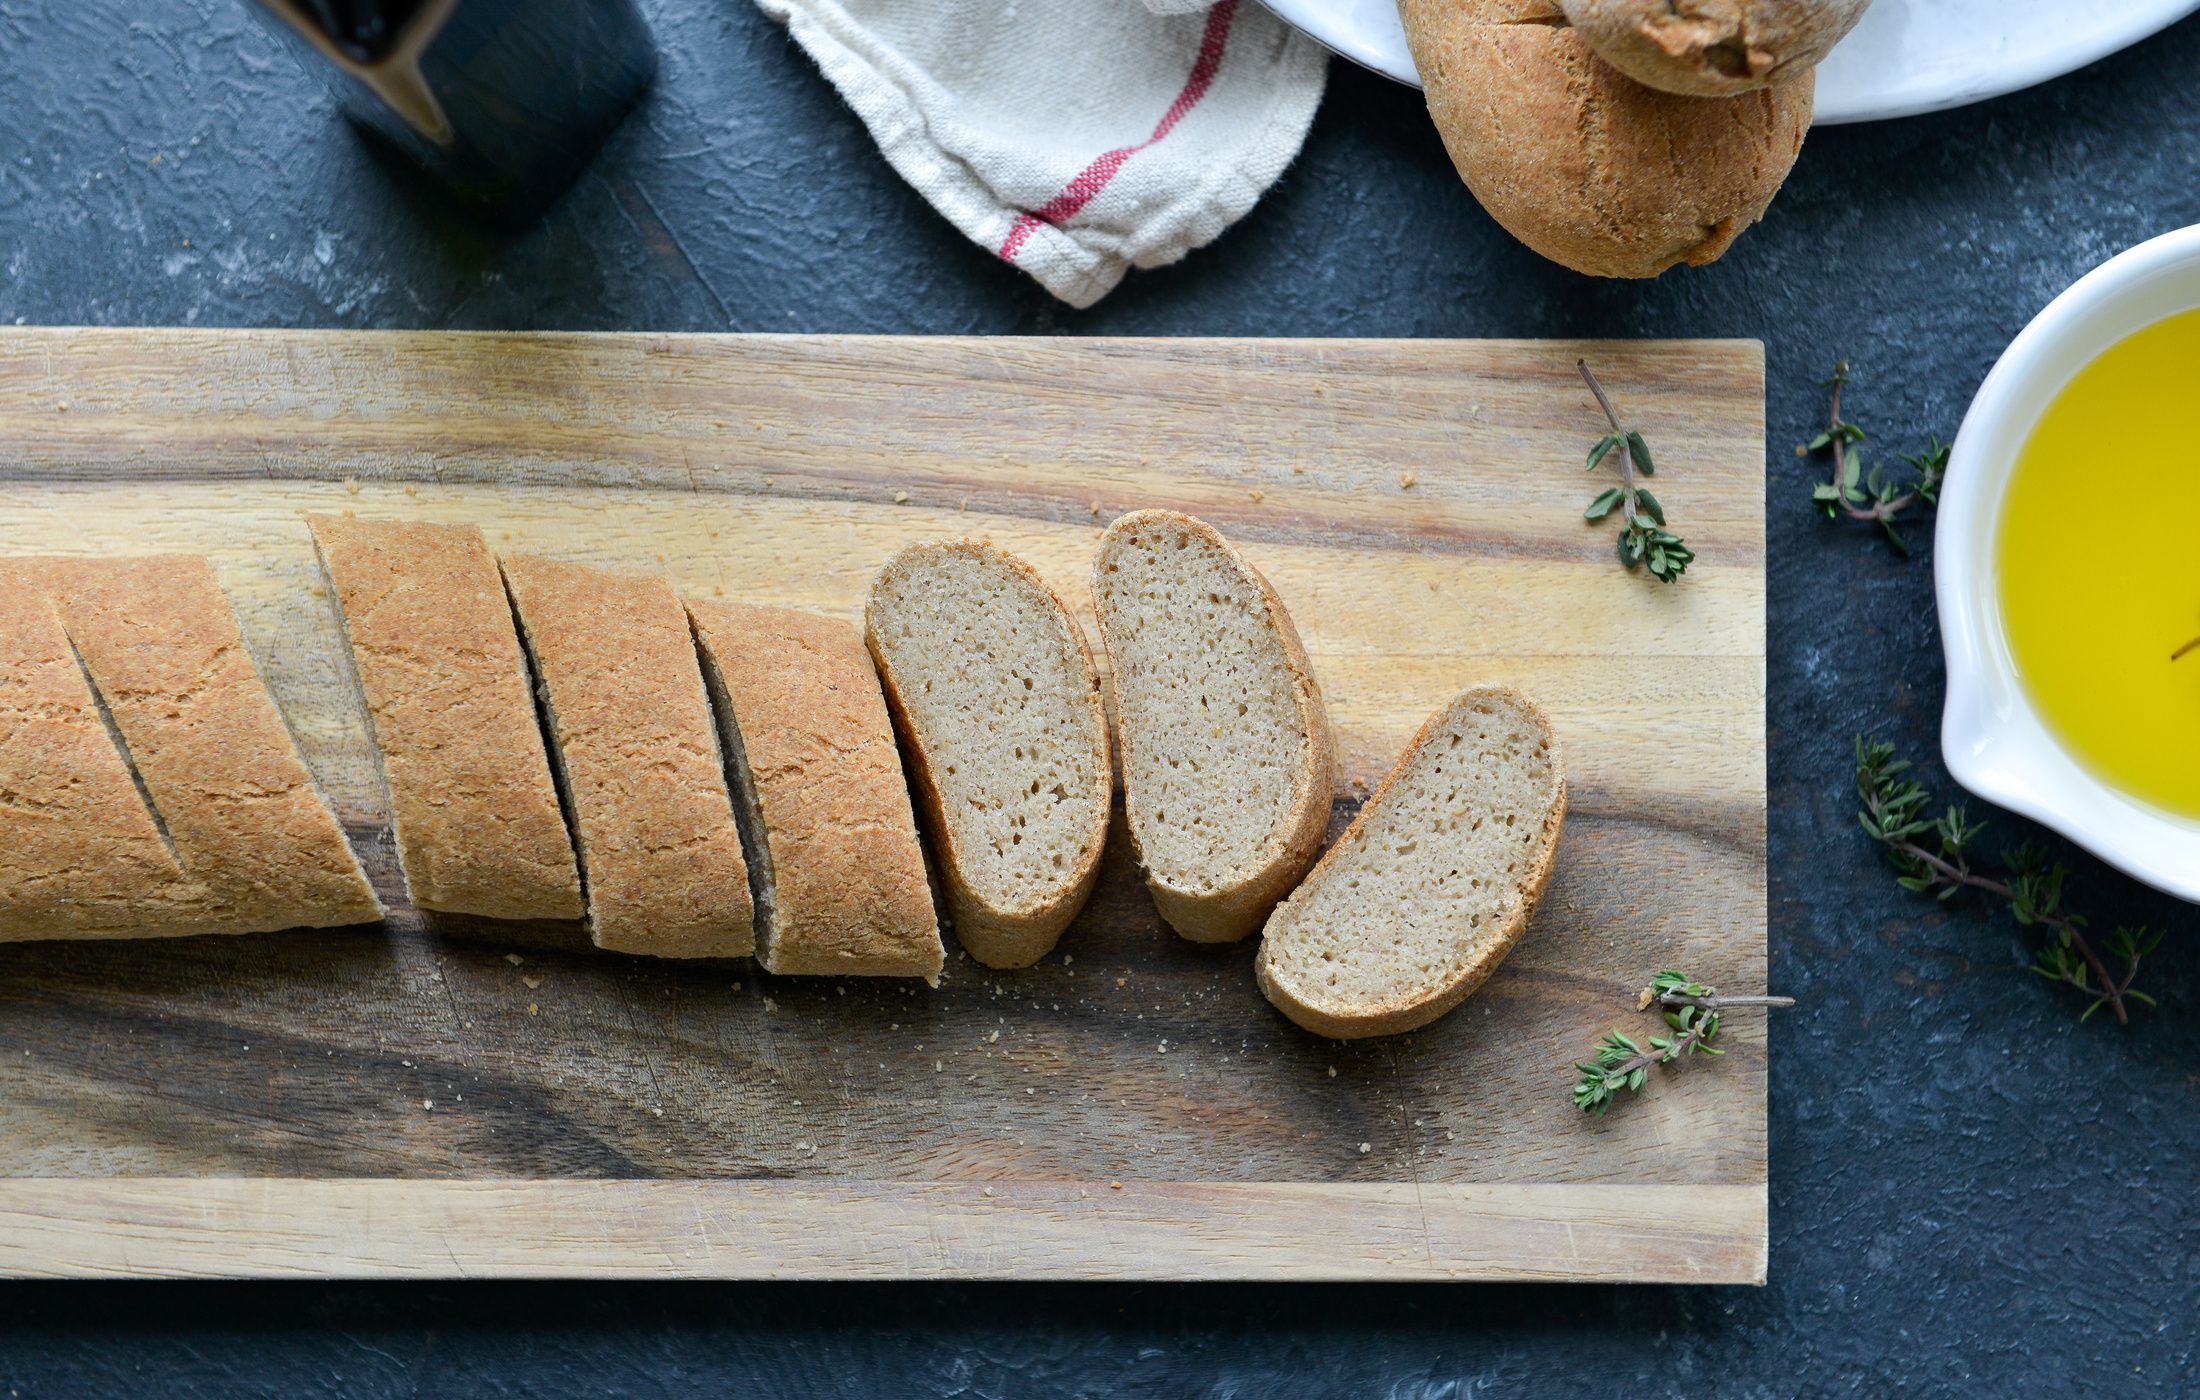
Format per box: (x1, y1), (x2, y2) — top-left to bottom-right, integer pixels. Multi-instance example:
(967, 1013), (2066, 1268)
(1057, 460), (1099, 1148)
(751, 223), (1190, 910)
(0, 1179), (1766, 1284)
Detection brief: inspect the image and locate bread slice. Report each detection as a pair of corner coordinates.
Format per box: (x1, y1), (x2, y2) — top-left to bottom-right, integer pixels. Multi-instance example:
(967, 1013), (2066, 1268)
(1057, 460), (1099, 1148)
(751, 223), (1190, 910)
(864, 541), (1111, 969)
(1255, 687), (1566, 1040)
(27, 555), (382, 935)
(500, 554), (752, 959)
(308, 514), (583, 921)
(688, 600), (943, 981)
(1090, 510), (1335, 944)
(0, 574), (199, 941)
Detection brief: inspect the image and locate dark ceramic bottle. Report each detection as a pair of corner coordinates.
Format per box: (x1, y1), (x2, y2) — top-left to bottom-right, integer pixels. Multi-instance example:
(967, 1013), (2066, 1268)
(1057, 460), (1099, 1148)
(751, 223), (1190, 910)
(252, 0), (657, 223)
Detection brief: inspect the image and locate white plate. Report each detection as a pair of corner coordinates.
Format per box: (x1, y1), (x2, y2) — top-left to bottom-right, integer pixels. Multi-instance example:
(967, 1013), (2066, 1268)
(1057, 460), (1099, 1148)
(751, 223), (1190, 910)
(1268, 0), (2200, 125)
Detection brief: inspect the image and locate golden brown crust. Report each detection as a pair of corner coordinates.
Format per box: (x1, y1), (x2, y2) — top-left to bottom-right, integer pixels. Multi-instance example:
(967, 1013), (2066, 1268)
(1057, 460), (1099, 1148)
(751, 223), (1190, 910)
(501, 554), (752, 959)
(24, 555), (381, 935)
(687, 599), (942, 981)
(1254, 687), (1567, 1040)
(0, 572), (198, 941)
(1092, 510), (1337, 945)
(864, 540), (1112, 970)
(308, 514), (583, 921)
(1560, 0), (1869, 97)
(1398, 0), (1812, 278)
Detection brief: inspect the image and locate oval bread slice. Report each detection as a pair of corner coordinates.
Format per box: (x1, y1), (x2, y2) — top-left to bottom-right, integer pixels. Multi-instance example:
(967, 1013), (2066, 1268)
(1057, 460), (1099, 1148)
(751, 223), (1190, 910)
(864, 541), (1111, 969)
(1091, 510), (1335, 944)
(1256, 686), (1565, 1040)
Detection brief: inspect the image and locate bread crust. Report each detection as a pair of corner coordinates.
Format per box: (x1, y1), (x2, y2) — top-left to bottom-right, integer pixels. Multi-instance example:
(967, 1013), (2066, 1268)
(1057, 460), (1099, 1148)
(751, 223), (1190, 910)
(1092, 510), (1336, 945)
(501, 554), (752, 959)
(309, 514), (583, 922)
(688, 599), (943, 981)
(20, 555), (381, 936)
(865, 541), (1112, 970)
(0, 573), (199, 941)
(1398, 0), (1812, 278)
(1561, 0), (1869, 97)
(1255, 686), (1567, 1040)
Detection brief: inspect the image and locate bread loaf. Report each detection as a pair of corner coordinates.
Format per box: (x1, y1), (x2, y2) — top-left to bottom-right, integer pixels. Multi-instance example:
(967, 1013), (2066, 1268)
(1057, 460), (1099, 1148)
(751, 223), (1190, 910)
(865, 541), (1112, 969)
(0, 575), (198, 941)
(309, 514), (584, 922)
(1398, 0), (1812, 278)
(1256, 687), (1565, 1039)
(688, 599), (943, 981)
(1561, 0), (1869, 96)
(26, 555), (381, 936)
(501, 554), (752, 959)
(1091, 511), (1335, 944)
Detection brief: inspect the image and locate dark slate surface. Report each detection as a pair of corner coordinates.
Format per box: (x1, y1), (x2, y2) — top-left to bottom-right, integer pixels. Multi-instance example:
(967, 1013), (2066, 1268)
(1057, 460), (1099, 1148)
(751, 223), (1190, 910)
(3, 2), (2198, 1394)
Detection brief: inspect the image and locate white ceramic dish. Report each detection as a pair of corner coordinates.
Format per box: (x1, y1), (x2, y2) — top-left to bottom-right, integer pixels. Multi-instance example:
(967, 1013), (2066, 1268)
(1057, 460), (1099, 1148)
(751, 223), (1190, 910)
(1937, 224), (2200, 905)
(1266, 0), (2200, 125)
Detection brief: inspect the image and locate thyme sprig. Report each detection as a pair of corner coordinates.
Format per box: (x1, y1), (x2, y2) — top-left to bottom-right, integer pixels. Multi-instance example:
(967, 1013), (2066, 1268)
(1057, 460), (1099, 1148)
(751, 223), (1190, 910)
(1855, 738), (2162, 1024)
(1802, 361), (1946, 555)
(1578, 360), (1694, 583)
(1572, 970), (1789, 1115)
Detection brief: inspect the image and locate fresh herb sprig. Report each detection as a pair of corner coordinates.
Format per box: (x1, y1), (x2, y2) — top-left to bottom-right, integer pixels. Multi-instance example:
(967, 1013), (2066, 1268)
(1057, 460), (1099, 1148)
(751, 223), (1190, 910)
(1802, 361), (1947, 554)
(1855, 738), (2162, 1023)
(1571, 971), (1791, 1115)
(1578, 360), (1694, 583)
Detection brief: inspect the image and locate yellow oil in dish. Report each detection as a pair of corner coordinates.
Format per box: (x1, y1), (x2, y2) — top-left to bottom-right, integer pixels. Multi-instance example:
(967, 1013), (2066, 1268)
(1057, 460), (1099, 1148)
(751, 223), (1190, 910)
(1996, 305), (2200, 819)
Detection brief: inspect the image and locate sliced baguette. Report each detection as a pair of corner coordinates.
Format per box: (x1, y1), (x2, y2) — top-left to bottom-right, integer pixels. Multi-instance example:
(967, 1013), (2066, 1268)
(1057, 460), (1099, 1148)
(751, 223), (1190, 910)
(687, 599), (943, 981)
(1255, 686), (1566, 1040)
(308, 514), (583, 922)
(26, 555), (381, 935)
(0, 574), (198, 941)
(500, 554), (752, 959)
(1090, 510), (1335, 944)
(864, 541), (1111, 969)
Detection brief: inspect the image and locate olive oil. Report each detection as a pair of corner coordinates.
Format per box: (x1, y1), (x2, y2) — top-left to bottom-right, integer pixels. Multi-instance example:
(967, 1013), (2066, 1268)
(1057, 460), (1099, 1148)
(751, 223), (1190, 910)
(1996, 306), (2200, 819)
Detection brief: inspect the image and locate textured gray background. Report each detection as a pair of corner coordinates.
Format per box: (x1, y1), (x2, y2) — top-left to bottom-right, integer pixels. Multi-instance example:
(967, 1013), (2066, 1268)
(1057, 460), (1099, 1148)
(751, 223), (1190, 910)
(3, 1), (2198, 1395)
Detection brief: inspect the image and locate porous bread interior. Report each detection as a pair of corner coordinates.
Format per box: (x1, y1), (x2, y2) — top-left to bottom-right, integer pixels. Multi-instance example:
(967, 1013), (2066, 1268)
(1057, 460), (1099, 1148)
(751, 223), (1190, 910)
(1094, 518), (1306, 894)
(1263, 691), (1558, 1015)
(869, 550), (1102, 916)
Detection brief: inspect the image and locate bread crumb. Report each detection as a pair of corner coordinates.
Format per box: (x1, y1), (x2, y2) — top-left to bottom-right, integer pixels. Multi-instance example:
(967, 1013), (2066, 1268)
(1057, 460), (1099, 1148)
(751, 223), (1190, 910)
(1110, 1181), (1123, 1190)
(958, 498), (969, 511)
(987, 1029), (1000, 1043)
(54, 400), (69, 412)
(1291, 464), (1305, 475)
(1248, 489), (1265, 503)
(504, 953), (524, 966)
(650, 1107), (663, 1118)
(1358, 1142), (1371, 1154)
(522, 975), (541, 990)
(404, 484), (418, 496)
(1398, 471), (1417, 489)
(423, 1099), (435, 1110)
(983, 1187), (995, 1198)
(344, 478), (360, 494)
(1327, 1065), (1337, 1078)
(528, 1002), (539, 1016)
(764, 997), (778, 1012)
(893, 490), (910, 504)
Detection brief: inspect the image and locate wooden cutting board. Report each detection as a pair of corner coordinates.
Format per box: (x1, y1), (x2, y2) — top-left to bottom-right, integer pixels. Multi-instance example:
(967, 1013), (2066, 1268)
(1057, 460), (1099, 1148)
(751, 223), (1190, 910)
(0, 328), (1767, 1282)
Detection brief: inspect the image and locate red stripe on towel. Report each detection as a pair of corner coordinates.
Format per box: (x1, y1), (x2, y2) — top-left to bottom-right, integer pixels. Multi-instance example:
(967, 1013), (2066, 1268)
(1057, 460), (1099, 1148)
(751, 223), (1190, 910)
(998, 0), (1240, 264)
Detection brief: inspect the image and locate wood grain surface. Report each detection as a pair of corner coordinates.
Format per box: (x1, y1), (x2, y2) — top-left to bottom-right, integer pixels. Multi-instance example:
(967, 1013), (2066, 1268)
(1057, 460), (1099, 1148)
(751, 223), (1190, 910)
(0, 328), (1767, 1281)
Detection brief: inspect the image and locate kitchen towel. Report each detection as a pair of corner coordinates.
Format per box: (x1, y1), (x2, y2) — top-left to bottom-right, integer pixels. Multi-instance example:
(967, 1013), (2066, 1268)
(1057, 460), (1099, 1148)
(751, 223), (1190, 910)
(752, 0), (1328, 308)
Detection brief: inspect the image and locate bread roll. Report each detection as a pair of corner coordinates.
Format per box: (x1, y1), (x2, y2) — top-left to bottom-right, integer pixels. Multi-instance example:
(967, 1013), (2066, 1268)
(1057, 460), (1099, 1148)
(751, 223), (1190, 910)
(1398, 0), (1812, 278)
(1561, 0), (1869, 97)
